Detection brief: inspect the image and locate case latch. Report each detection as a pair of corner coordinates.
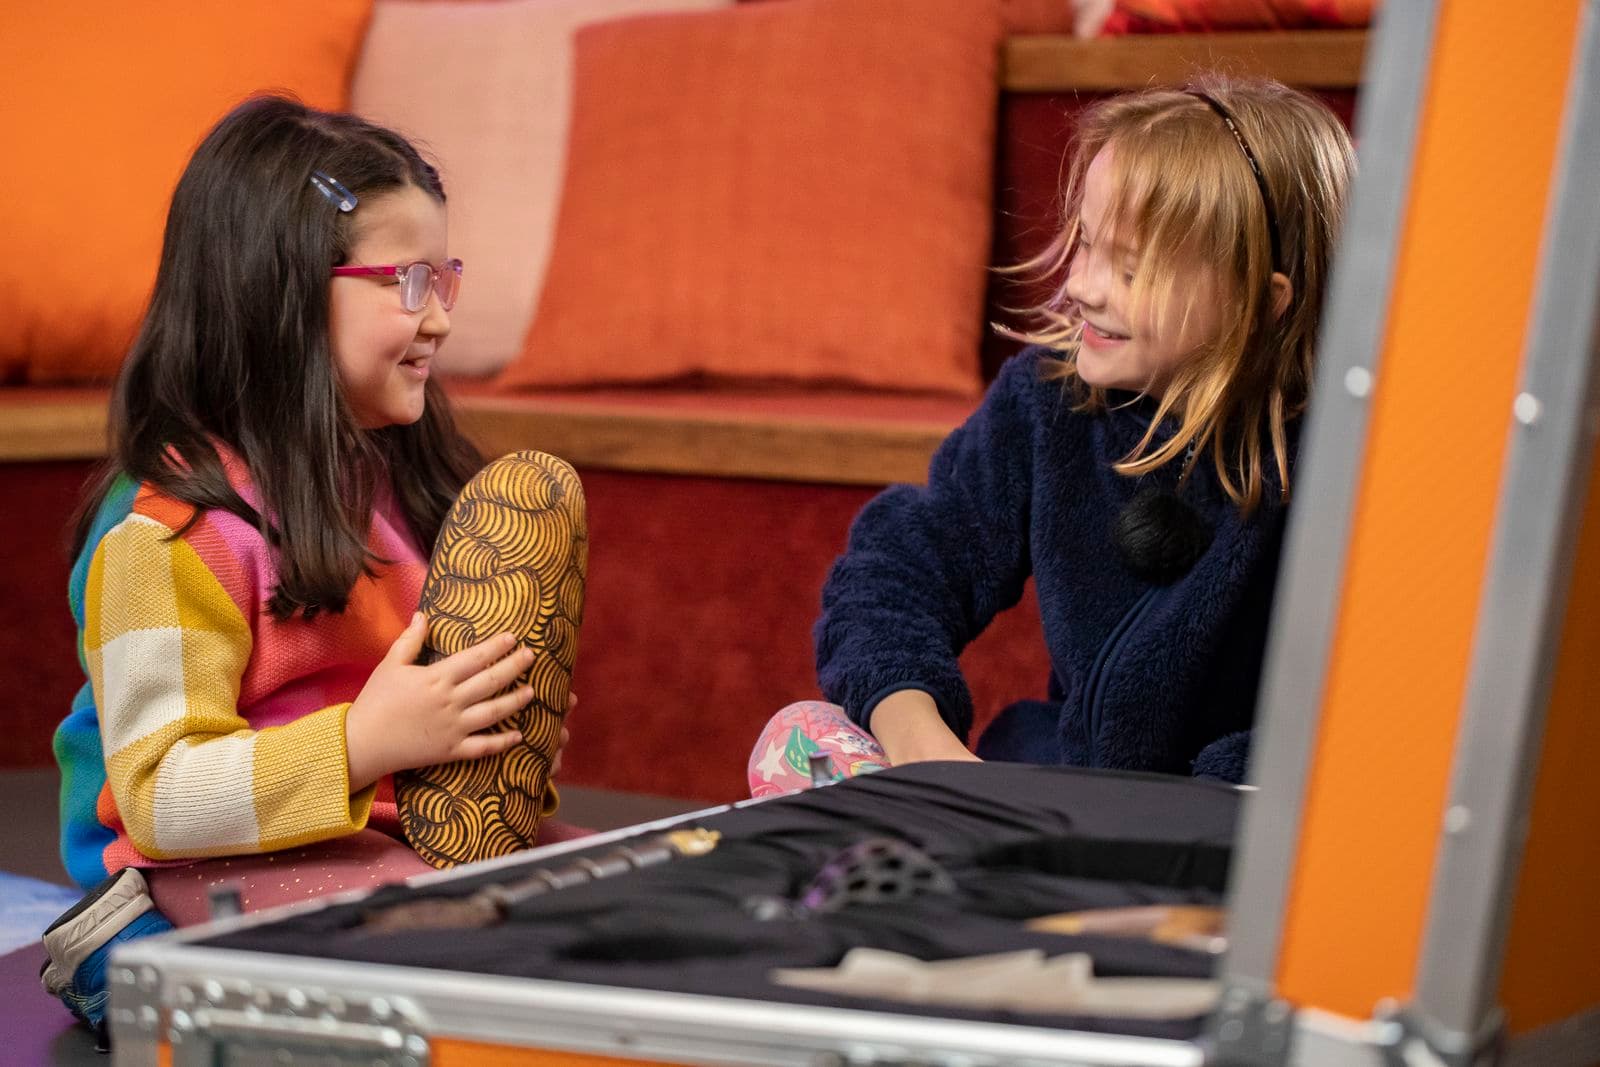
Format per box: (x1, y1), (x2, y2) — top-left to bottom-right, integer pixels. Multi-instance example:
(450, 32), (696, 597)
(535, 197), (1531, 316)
(167, 977), (430, 1066)
(1204, 982), (1296, 1066)
(1373, 1000), (1504, 1067)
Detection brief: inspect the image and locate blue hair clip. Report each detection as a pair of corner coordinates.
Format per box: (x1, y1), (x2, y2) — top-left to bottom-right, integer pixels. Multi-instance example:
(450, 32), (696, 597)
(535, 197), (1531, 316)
(309, 170), (358, 213)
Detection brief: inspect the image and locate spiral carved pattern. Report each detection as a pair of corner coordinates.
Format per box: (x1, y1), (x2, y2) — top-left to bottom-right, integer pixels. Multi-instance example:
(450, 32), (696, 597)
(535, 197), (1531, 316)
(396, 451), (587, 869)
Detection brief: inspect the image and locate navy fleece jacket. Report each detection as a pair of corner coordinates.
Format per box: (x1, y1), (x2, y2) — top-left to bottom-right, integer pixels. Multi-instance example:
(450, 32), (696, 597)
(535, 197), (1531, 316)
(815, 348), (1290, 784)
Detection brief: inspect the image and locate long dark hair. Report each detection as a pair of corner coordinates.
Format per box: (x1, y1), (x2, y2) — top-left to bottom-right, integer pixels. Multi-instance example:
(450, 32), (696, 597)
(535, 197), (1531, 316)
(72, 95), (482, 619)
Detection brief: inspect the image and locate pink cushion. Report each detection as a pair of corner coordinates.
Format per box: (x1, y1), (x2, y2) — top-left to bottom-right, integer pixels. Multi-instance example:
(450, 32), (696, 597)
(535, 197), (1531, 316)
(350, 0), (730, 379)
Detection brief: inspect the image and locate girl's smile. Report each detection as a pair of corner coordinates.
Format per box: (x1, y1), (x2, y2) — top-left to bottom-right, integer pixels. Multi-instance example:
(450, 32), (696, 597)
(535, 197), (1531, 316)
(400, 347), (433, 379)
(1080, 320), (1130, 349)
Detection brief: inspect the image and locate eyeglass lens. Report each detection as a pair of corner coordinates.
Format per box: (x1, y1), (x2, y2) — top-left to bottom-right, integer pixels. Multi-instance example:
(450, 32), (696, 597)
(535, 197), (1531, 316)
(400, 262), (460, 312)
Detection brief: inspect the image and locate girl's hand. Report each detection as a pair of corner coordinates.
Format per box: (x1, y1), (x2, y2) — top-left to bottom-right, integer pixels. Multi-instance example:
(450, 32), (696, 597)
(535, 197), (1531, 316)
(868, 688), (982, 766)
(551, 693), (576, 778)
(345, 613), (537, 791)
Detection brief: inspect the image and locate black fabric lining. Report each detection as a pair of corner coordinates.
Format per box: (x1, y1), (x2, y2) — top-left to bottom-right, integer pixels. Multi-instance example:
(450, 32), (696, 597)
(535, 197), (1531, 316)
(200, 762), (1239, 1041)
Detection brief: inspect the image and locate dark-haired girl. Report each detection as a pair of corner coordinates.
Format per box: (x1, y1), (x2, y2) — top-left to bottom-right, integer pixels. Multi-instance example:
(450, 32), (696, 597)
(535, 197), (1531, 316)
(53, 97), (571, 927)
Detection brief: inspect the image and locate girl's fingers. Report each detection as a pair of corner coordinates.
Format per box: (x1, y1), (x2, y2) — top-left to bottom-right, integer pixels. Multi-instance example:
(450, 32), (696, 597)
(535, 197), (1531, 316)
(551, 727), (570, 777)
(385, 613), (428, 665)
(438, 632), (520, 684)
(463, 686), (535, 733)
(454, 646), (534, 706)
(567, 692), (578, 714)
(454, 729), (524, 763)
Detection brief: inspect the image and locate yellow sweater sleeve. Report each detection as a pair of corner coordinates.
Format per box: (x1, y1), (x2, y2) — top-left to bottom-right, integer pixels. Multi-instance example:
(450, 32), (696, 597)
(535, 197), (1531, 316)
(84, 512), (375, 860)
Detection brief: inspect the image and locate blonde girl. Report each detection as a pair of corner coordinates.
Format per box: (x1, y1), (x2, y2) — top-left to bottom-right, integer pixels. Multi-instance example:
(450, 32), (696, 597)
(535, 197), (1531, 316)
(750, 77), (1355, 794)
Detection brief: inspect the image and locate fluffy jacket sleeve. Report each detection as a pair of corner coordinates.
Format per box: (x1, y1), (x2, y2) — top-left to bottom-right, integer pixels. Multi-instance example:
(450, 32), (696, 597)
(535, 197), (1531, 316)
(1191, 730), (1252, 784)
(815, 354), (1040, 741)
(83, 512), (375, 859)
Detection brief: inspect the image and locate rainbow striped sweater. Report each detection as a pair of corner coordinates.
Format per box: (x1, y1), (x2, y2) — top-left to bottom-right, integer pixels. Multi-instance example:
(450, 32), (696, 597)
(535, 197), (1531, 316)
(55, 459), (425, 890)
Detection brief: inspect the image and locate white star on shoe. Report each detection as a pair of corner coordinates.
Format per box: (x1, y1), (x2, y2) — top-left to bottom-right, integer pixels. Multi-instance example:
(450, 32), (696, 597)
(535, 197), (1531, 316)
(753, 740), (787, 782)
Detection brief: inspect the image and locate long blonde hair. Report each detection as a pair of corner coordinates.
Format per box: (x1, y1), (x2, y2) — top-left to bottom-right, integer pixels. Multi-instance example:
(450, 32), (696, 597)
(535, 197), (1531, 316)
(1007, 77), (1354, 512)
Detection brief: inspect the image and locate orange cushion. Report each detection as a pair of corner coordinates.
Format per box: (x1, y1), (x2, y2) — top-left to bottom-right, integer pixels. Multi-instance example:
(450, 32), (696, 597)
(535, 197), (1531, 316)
(498, 0), (1000, 397)
(2, 3), (374, 385)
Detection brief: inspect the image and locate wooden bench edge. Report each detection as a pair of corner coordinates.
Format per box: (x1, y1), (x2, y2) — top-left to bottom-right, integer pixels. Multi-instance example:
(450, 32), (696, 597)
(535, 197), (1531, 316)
(0, 400), (110, 462)
(0, 393), (956, 487)
(1002, 29), (1369, 92)
(456, 396), (952, 486)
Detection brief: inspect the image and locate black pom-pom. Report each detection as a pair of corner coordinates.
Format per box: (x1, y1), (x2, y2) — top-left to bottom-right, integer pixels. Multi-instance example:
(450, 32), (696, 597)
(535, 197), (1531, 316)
(1113, 487), (1214, 584)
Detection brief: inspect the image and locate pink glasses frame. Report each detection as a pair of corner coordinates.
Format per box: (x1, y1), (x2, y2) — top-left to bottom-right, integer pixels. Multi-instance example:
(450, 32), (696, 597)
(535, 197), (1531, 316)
(330, 258), (463, 313)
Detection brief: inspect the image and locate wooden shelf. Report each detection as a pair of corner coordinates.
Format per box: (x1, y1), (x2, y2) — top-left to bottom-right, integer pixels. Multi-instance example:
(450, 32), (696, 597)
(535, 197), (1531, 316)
(0, 391), (109, 462)
(0, 389), (963, 487)
(455, 394), (958, 486)
(1002, 30), (1368, 92)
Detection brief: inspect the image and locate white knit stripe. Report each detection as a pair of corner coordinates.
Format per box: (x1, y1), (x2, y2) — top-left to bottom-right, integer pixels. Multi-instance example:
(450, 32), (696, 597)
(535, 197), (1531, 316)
(98, 627), (188, 759)
(151, 733), (261, 855)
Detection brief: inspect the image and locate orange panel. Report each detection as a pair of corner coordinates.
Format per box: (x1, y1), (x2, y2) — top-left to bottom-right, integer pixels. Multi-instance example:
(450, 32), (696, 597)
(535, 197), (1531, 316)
(433, 1037), (679, 1066)
(1497, 437), (1600, 1036)
(1275, 0), (1584, 1017)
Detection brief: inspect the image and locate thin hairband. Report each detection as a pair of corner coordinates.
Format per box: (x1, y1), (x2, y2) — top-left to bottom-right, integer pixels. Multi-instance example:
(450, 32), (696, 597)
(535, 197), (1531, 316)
(310, 170), (358, 213)
(1184, 90), (1283, 274)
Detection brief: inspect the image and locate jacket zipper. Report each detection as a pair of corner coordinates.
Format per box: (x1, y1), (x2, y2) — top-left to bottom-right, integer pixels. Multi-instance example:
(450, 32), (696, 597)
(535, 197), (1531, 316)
(1082, 588), (1159, 761)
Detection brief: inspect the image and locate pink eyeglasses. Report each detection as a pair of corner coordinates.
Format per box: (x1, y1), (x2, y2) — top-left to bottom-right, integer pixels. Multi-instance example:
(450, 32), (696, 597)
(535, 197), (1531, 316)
(331, 259), (463, 313)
